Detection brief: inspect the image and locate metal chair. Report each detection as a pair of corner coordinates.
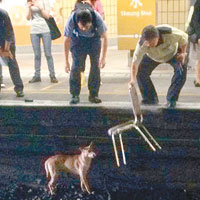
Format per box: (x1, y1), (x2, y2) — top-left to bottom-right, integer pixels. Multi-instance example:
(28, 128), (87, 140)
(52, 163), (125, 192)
(108, 85), (162, 167)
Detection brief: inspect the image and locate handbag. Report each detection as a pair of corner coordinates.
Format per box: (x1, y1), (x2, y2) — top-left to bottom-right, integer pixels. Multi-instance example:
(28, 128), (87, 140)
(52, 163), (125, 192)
(187, 25), (198, 44)
(189, 33), (198, 43)
(45, 17), (61, 40)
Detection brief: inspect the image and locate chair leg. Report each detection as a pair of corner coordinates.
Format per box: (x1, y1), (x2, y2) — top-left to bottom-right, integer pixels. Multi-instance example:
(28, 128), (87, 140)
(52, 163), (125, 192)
(112, 134), (120, 167)
(134, 125), (156, 152)
(140, 125), (162, 150)
(119, 134), (127, 165)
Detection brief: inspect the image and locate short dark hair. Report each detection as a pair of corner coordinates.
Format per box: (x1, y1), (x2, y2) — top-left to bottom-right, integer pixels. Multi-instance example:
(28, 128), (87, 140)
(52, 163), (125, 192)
(141, 25), (159, 41)
(76, 9), (92, 26)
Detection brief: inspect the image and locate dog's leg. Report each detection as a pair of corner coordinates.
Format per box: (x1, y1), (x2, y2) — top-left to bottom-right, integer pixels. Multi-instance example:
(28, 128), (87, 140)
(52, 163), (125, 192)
(80, 179), (86, 192)
(44, 161), (50, 179)
(48, 165), (58, 195)
(83, 176), (91, 194)
(80, 173), (91, 194)
(48, 174), (58, 195)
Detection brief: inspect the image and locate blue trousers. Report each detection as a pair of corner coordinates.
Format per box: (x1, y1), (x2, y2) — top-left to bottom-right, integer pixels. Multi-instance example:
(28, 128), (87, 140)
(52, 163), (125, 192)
(137, 55), (187, 103)
(30, 32), (55, 77)
(70, 36), (101, 97)
(0, 43), (24, 92)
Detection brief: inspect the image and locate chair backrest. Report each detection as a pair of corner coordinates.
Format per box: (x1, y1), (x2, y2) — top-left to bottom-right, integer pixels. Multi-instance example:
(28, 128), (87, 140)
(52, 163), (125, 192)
(129, 86), (143, 123)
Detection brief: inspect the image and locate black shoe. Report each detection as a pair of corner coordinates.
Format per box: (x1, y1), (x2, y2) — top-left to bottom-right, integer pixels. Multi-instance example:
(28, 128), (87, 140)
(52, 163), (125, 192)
(166, 100), (176, 108)
(194, 80), (200, 87)
(16, 91), (24, 97)
(89, 96), (102, 104)
(50, 76), (58, 83)
(141, 99), (159, 105)
(70, 96), (80, 104)
(29, 76), (41, 83)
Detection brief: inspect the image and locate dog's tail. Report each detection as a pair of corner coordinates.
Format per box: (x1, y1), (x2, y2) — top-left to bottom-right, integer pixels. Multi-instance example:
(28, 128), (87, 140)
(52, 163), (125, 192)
(44, 161), (50, 179)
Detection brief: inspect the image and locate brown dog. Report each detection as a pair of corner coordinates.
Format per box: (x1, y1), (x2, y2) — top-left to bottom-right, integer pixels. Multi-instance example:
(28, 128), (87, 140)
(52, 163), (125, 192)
(44, 142), (96, 195)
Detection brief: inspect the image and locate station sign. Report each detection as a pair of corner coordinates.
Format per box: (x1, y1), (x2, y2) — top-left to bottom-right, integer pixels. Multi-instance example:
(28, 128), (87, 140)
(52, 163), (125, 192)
(117, 0), (156, 50)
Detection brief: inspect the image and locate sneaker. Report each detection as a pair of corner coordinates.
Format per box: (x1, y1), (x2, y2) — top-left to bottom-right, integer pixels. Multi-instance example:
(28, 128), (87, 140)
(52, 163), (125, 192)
(50, 76), (58, 83)
(16, 91), (24, 97)
(1, 83), (5, 88)
(194, 80), (200, 87)
(88, 96), (102, 104)
(70, 96), (80, 104)
(166, 100), (176, 108)
(29, 76), (41, 83)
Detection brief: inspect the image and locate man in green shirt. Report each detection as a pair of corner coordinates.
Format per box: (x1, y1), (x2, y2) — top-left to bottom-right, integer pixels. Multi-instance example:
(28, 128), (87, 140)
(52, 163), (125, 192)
(129, 24), (188, 108)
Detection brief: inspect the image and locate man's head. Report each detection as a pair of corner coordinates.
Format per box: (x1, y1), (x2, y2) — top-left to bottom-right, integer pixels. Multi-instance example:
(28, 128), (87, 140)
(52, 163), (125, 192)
(76, 9), (92, 31)
(141, 25), (159, 47)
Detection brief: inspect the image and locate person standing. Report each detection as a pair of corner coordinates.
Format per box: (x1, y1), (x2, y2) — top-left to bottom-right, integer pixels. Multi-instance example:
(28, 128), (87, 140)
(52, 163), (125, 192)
(129, 24), (188, 108)
(26, 0), (58, 83)
(187, 0), (200, 87)
(0, 0), (7, 88)
(0, 5), (24, 97)
(64, 5), (107, 104)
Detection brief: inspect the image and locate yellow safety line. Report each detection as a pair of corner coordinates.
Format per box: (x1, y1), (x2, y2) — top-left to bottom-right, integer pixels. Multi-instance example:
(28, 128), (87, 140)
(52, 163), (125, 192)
(40, 81), (64, 91)
(1, 90), (200, 96)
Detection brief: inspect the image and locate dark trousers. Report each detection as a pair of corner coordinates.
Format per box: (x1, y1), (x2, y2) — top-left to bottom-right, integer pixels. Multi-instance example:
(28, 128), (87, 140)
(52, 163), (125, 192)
(137, 55), (187, 103)
(1, 43), (24, 92)
(70, 36), (101, 97)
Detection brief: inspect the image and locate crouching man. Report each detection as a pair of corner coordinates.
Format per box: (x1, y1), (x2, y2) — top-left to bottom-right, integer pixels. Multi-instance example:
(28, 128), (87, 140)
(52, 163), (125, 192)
(129, 24), (188, 108)
(64, 4), (107, 104)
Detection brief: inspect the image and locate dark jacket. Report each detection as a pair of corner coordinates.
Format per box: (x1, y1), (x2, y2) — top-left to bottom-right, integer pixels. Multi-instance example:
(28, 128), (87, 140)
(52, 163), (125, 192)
(0, 8), (15, 48)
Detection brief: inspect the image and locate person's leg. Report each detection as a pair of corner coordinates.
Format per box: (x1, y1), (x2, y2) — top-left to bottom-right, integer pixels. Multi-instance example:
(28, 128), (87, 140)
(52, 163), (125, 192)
(137, 55), (160, 104)
(29, 33), (41, 82)
(88, 38), (101, 103)
(0, 62), (2, 91)
(70, 49), (87, 103)
(194, 60), (200, 86)
(167, 57), (187, 105)
(7, 43), (24, 96)
(42, 32), (58, 83)
(189, 43), (200, 86)
(80, 56), (86, 87)
(0, 58), (6, 88)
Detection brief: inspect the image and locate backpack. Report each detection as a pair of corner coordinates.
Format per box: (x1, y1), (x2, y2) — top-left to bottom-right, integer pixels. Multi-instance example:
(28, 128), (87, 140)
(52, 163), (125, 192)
(73, 1), (98, 36)
(139, 26), (172, 46)
(157, 26), (172, 35)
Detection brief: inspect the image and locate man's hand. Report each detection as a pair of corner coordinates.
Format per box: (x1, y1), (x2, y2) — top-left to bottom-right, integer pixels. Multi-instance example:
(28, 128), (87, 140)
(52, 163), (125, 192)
(176, 52), (186, 64)
(65, 61), (70, 73)
(128, 79), (136, 89)
(0, 49), (13, 59)
(99, 57), (106, 69)
(198, 38), (200, 45)
(176, 44), (187, 64)
(129, 61), (138, 88)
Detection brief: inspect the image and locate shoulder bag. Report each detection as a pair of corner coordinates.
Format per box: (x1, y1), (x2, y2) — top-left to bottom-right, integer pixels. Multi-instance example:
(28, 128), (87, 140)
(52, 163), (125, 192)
(187, 25), (198, 44)
(42, 0), (61, 40)
(45, 17), (61, 40)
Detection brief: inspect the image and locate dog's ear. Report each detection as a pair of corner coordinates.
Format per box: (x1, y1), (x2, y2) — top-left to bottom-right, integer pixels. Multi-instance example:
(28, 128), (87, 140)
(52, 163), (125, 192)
(88, 142), (94, 150)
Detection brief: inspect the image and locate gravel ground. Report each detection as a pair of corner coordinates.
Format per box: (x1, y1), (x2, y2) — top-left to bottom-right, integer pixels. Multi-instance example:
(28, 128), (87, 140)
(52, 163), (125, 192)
(0, 181), (199, 200)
